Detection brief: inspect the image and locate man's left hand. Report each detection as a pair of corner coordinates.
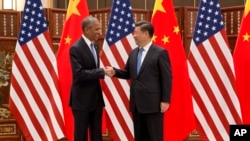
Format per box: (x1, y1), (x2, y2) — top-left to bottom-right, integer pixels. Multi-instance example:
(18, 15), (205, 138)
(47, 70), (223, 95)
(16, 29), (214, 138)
(160, 102), (170, 113)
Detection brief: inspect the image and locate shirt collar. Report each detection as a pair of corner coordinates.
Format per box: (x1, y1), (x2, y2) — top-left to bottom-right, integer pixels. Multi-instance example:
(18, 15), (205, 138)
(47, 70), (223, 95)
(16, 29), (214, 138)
(82, 34), (92, 47)
(139, 41), (152, 52)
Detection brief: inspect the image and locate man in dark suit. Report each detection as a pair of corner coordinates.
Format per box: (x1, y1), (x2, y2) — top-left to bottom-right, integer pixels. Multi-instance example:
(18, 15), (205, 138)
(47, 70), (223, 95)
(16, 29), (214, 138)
(106, 20), (172, 141)
(69, 16), (109, 141)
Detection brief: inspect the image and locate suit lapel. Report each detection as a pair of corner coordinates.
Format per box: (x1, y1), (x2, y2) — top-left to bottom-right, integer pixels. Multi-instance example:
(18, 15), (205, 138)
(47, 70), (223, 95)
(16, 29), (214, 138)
(81, 38), (97, 67)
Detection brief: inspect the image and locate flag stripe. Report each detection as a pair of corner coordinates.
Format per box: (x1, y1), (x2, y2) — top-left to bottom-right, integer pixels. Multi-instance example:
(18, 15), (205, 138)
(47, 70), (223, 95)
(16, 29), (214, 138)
(103, 95), (121, 139)
(100, 43), (134, 140)
(10, 85), (42, 140)
(104, 77), (132, 126)
(101, 0), (136, 140)
(11, 72), (52, 141)
(209, 34), (242, 120)
(32, 33), (65, 131)
(13, 43), (58, 140)
(109, 44), (126, 69)
(188, 0), (242, 140)
(190, 33), (241, 123)
(12, 39), (64, 140)
(10, 75), (44, 140)
(104, 34), (136, 68)
(120, 35), (135, 55)
(9, 0), (65, 140)
(196, 40), (237, 125)
(188, 57), (226, 140)
(101, 41), (132, 104)
(23, 36), (63, 134)
(32, 34), (65, 135)
(103, 80), (131, 135)
(102, 81), (133, 140)
(193, 99), (218, 141)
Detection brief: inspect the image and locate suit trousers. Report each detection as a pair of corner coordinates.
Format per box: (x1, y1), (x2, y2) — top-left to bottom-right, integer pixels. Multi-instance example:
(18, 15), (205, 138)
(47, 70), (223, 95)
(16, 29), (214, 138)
(132, 110), (164, 141)
(72, 107), (103, 141)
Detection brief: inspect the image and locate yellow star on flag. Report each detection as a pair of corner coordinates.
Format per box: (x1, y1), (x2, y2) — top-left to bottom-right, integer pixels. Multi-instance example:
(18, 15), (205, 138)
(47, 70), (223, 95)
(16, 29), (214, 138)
(152, 35), (157, 42)
(174, 26), (180, 34)
(162, 35), (169, 44)
(244, 0), (250, 17)
(243, 32), (250, 42)
(66, 0), (81, 21)
(152, 0), (166, 17)
(64, 35), (72, 44)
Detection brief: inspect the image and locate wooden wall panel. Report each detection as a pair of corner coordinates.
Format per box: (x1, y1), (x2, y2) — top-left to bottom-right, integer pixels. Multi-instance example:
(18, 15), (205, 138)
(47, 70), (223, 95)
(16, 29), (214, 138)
(0, 10), (20, 37)
(47, 8), (67, 53)
(182, 7), (198, 55)
(90, 8), (111, 37)
(222, 6), (244, 52)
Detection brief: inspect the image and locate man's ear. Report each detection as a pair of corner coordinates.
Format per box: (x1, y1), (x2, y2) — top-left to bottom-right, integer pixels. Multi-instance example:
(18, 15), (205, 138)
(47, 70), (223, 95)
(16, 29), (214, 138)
(145, 31), (149, 37)
(84, 27), (89, 33)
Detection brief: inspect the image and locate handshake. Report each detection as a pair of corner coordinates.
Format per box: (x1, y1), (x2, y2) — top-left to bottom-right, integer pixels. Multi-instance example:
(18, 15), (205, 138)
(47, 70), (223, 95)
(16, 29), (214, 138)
(104, 66), (115, 77)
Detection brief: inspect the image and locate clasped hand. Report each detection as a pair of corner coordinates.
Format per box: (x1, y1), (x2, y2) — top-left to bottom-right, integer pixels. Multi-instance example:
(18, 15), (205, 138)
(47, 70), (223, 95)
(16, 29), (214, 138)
(104, 66), (115, 77)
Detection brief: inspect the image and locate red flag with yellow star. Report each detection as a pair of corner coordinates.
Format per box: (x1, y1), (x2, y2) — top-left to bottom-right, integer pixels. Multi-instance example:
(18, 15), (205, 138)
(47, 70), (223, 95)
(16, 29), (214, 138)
(151, 0), (196, 140)
(233, 0), (250, 124)
(56, 0), (89, 140)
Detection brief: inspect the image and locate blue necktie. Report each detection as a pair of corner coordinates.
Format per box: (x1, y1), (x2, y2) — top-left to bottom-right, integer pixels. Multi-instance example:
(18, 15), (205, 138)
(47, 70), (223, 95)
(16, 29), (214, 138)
(90, 43), (97, 66)
(137, 48), (144, 74)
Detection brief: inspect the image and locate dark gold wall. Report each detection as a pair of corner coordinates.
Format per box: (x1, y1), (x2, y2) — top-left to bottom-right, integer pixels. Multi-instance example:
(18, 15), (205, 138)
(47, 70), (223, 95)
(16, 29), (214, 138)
(87, 0), (246, 10)
(173, 0), (245, 7)
(54, 0), (246, 9)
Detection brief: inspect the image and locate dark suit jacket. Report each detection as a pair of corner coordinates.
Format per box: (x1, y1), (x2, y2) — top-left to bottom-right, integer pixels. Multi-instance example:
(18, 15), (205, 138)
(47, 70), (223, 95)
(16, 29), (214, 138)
(69, 37), (105, 111)
(114, 43), (172, 113)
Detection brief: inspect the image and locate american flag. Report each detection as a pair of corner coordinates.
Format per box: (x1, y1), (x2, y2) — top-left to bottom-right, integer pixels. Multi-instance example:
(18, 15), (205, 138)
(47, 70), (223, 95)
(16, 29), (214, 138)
(100, 0), (136, 140)
(9, 0), (65, 140)
(187, 0), (242, 140)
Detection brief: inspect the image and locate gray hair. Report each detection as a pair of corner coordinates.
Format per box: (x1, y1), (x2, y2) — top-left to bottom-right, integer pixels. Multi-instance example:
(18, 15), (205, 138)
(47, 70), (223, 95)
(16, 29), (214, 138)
(81, 15), (99, 31)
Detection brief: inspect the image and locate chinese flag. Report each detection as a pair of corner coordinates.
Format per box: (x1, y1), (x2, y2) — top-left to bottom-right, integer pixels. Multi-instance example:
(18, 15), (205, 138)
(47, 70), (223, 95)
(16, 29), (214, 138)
(233, 0), (250, 124)
(151, 0), (196, 140)
(57, 0), (89, 140)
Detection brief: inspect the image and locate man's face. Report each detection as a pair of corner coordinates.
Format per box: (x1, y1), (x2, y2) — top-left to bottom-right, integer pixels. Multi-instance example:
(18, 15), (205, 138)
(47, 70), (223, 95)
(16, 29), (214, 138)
(85, 21), (101, 41)
(133, 26), (147, 47)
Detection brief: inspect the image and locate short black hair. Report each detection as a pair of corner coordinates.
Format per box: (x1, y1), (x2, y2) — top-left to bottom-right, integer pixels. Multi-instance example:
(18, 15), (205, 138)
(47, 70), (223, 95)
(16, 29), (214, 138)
(135, 20), (154, 38)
